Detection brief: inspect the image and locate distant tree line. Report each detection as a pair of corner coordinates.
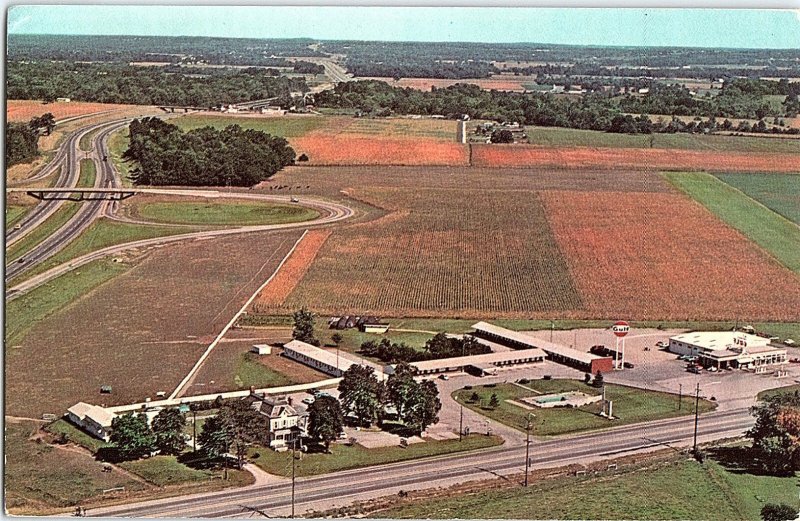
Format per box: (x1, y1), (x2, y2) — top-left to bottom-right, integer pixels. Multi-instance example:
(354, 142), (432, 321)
(347, 58), (497, 79)
(6, 61), (309, 107)
(359, 333), (491, 364)
(5, 113), (55, 166)
(314, 80), (800, 135)
(123, 117), (296, 186)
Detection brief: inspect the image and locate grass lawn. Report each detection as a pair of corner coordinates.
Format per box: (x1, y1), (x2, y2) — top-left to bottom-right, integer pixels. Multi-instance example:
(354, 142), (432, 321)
(79, 128), (98, 152)
(374, 456), (797, 520)
(5, 201), (81, 264)
(323, 327), (432, 360)
(715, 173), (800, 225)
(453, 381), (715, 436)
(6, 205), (28, 227)
(15, 219), (192, 283)
(79, 158), (97, 187)
(130, 201), (319, 226)
(5, 258), (128, 345)
(107, 127), (134, 187)
(172, 115), (327, 137)
(665, 172), (800, 273)
(233, 352), (295, 389)
(46, 419), (112, 453)
(523, 125), (800, 154)
(4, 420), (147, 514)
(249, 433), (502, 478)
(117, 456), (252, 487)
(758, 384), (800, 401)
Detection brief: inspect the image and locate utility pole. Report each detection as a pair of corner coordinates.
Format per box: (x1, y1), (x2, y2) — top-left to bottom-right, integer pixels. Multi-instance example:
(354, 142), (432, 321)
(550, 321), (554, 343)
(291, 438), (297, 518)
(459, 401), (464, 442)
(678, 383), (682, 411)
(524, 413), (534, 487)
(693, 383), (700, 454)
(192, 409), (197, 452)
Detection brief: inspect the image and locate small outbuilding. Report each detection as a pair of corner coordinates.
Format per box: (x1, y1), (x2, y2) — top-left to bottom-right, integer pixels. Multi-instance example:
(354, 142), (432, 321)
(251, 344), (273, 355)
(66, 402), (116, 441)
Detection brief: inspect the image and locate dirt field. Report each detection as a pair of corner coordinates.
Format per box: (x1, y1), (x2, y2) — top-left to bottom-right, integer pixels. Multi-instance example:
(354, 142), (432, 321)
(541, 190), (800, 321)
(292, 136), (468, 166)
(6, 100), (142, 122)
(5, 230), (303, 417)
(471, 144), (800, 173)
(253, 229), (332, 310)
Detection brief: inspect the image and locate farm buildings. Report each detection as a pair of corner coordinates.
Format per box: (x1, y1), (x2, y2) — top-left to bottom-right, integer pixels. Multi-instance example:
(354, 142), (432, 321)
(283, 339), (385, 378)
(471, 322), (615, 374)
(668, 331), (787, 371)
(66, 402), (116, 441)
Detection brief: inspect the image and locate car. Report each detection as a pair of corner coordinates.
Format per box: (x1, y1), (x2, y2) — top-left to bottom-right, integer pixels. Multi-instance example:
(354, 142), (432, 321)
(688, 366), (701, 374)
(13, 224), (21, 230)
(16, 258), (25, 264)
(623, 361), (635, 369)
(338, 431), (348, 439)
(301, 397), (315, 405)
(785, 339), (796, 347)
(707, 366), (718, 372)
(656, 341), (668, 348)
(438, 374), (449, 380)
(290, 197), (299, 203)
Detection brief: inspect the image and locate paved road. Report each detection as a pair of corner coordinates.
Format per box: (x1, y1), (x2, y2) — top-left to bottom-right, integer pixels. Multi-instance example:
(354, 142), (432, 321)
(5, 120), (129, 282)
(88, 408), (752, 518)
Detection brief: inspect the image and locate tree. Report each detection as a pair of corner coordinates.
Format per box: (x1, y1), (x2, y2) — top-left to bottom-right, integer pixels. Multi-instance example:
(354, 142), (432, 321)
(110, 412), (156, 460)
(490, 129), (514, 143)
(292, 307), (319, 346)
(747, 392), (800, 474)
(151, 407), (187, 455)
(470, 392), (480, 403)
(488, 393), (500, 409)
(403, 379), (442, 435)
(385, 362), (418, 420)
(338, 365), (383, 427)
(197, 414), (229, 460)
(308, 395), (344, 452)
(584, 373), (592, 384)
(593, 372), (604, 388)
(761, 504), (797, 521)
(331, 333), (343, 347)
(216, 400), (265, 469)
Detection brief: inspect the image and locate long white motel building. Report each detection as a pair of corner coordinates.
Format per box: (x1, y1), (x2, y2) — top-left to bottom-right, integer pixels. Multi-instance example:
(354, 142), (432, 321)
(668, 331), (787, 371)
(283, 340), (386, 379)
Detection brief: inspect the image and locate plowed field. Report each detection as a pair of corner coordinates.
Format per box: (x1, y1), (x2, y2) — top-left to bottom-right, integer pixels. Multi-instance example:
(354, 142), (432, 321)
(471, 144), (800, 173)
(5, 231), (303, 417)
(6, 100), (139, 122)
(291, 136), (469, 166)
(541, 190), (800, 321)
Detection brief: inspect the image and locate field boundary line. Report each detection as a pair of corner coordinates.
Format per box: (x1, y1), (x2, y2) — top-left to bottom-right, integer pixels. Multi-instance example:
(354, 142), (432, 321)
(169, 229), (310, 400)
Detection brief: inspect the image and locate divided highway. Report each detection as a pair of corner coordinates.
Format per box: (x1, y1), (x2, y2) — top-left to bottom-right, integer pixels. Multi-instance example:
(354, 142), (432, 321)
(89, 409), (753, 518)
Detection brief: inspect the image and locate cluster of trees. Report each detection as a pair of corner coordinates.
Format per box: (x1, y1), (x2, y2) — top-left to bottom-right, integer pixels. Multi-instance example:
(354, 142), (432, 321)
(5, 113), (55, 166)
(315, 80), (797, 135)
(359, 333), (491, 364)
(123, 117), (295, 186)
(347, 58), (497, 79)
(337, 363), (441, 436)
(746, 391), (800, 475)
(7, 61), (308, 107)
(7, 34), (323, 63)
(109, 407), (187, 461)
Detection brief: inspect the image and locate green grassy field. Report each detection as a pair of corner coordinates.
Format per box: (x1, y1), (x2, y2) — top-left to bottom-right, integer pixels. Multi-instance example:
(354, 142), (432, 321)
(232, 352), (295, 389)
(6, 205), (28, 227)
(5, 420), (147, 515)
(374, 457), (798, 520)
(173, 115), (327, 137)
(79, 158), (97, 187)
(15, 219), (192, 283)
(758, 384), (800, 401)
(107, 127), (134, 187)
(453, 381), (715, 437)
(715, 173), (800, 225)
(47, 419), (112, 453)
(5, 258), (129, 345)
(79, 129), (98, 152)
(6, 202), (82, 264)
(323, 328), (432, 360)
(523, 126), (800, 153)
(131, 201), (319, 226)
(249, 434), (502, 478)
(666, 172), (800, 273)
(118, 456), (245, 487)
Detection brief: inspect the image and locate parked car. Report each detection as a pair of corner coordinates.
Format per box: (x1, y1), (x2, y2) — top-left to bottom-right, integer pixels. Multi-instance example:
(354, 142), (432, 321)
(785, 339), (796, 347)
(623, 362), (635, 369)
(301, 397), (315, 405)
(688, 366), (701, 374)
(707, 366), (718, 372)
(656, 341), (668, 348)
(438, 374), (449, 380)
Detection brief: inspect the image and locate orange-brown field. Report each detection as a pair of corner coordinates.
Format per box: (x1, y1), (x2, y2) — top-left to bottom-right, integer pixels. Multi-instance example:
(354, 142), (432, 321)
(471, 144), (800, 172)
(253, 228), (332, 310)
(6, 231), (303, 417)
(541, 190), (800, 321)
(292, 136), (469, 166)
(6, 100), (141, 122)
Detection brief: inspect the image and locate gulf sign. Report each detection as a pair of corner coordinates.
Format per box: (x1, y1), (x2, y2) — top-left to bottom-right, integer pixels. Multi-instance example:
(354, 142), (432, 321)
(612, 320), (629, 338)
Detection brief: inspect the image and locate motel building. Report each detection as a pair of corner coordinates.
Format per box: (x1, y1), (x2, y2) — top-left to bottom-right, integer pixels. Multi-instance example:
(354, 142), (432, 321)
(668, 331), (787, 372)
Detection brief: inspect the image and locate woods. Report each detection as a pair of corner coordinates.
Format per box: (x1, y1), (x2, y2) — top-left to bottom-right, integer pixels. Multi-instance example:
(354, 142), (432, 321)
(123, 117), (296, 186)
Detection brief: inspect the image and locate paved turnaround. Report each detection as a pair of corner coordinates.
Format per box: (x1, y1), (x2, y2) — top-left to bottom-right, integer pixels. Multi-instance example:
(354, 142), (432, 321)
(89, 408), (752, 518)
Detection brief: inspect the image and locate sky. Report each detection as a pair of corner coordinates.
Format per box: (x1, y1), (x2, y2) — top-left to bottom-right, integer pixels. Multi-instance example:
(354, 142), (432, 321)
(7, 6), (800, 49)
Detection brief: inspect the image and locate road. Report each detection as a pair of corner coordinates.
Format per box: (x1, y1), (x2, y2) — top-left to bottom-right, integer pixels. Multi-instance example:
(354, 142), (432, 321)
(5, 120), (129, 282)
(88, 408), (752, 518)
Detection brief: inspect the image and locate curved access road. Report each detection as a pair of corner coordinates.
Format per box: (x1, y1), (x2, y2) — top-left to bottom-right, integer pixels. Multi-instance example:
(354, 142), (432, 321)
(88, 408), (753, 518)
(6, 192), (354, 300)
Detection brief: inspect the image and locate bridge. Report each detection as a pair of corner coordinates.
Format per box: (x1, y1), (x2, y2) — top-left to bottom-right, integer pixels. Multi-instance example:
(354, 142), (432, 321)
(7, 187), (236, 202)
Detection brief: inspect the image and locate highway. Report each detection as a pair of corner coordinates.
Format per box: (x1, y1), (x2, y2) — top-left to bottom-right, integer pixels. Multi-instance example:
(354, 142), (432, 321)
(88, 408), (753, 518)
(5, 120), (129, 282)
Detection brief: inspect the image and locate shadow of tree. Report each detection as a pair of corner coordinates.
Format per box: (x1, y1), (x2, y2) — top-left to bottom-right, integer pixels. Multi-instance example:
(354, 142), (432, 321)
(706, 445), (796, 477)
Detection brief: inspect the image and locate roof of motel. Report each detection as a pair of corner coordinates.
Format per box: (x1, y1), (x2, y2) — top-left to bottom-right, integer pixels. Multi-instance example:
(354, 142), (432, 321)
(408, 347), (547, 373)
(283, 340), (383, 373)
(472, 321), (606, 365)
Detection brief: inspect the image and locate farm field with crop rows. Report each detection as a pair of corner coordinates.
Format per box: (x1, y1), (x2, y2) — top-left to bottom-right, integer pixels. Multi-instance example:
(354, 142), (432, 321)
(5, 231), (303, 418)
(6, 99), (141, 122)
(715, 173), (800, 224)
(541, 189), (800, 321)
(471, 143), (800, 172)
